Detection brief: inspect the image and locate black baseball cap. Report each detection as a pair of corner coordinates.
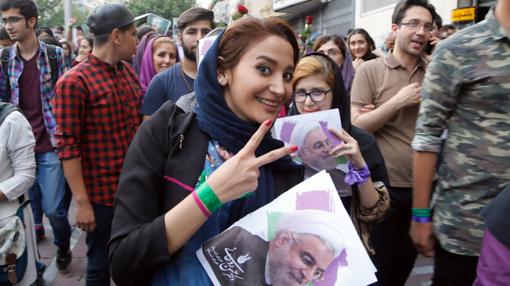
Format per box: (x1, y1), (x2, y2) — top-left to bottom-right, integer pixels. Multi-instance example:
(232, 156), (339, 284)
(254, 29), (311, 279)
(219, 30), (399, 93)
(86, 3), (141, 36)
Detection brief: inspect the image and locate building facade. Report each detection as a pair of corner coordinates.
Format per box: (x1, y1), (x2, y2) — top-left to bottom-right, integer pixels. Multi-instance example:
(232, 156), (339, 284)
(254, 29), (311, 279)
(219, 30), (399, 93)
(276, 0), (355, 38)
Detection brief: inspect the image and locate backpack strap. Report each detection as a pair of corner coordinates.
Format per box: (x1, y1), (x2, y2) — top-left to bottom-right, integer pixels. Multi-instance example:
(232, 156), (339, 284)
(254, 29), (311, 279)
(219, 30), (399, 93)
(1, 47), (12, 101)
(0, 102), (19, 126)
(45, 45), (59, 86)
(1, 45), (59, 101)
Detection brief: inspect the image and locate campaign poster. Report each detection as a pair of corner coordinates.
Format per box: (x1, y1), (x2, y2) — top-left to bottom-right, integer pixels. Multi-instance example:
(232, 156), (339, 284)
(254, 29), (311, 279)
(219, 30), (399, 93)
(197, 171), (377, 286)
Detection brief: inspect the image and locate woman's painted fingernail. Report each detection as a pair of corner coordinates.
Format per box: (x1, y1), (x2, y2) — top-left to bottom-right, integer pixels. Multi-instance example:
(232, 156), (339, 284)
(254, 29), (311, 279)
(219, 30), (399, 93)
(290, 145), (299, 152)
(265, 119), (273, 127)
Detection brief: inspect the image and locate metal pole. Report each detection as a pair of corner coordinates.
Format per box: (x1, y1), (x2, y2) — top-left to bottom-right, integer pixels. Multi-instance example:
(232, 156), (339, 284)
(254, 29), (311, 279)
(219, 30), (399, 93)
(64, 0), (71, 30)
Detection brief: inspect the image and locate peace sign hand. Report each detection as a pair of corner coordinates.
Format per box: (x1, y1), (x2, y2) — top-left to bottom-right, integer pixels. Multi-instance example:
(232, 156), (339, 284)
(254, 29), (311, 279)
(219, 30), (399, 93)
(206, 119), (298, 203)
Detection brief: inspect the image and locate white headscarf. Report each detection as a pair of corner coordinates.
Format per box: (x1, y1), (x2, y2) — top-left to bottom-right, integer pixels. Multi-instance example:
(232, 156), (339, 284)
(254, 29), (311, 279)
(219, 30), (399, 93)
(289, 121), (322, 149)
(276, 209), (344, 256)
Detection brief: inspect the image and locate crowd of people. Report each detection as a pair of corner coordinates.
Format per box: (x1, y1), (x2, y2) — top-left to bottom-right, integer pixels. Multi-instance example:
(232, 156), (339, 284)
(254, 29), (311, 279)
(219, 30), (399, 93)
(0, 0), (508, 285)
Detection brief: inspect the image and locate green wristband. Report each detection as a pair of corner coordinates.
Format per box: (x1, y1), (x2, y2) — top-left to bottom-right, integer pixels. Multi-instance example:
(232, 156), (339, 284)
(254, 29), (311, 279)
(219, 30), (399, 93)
(412, 208), (431, 218)
(196, 181), (223, 213)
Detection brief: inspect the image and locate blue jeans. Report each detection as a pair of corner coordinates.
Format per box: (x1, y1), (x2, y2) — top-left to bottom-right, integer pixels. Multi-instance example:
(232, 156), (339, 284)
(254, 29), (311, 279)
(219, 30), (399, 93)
(31, 172), (72, 226)
(28, 151), (71, 248)
(85, 203), (113, 286)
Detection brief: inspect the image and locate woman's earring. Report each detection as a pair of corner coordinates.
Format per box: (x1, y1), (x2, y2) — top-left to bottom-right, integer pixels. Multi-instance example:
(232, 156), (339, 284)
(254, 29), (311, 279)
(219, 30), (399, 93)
(218, 75), (226, 86)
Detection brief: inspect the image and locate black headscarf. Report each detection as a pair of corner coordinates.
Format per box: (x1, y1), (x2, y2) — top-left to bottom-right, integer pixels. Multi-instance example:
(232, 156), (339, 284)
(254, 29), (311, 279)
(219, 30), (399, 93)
(288, 53), (389, 187)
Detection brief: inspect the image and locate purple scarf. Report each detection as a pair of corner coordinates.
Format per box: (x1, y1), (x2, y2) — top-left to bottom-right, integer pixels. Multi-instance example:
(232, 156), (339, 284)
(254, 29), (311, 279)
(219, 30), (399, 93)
(133, 34), (153, 75)
(340, 38), (355, 96)
(139, 37), (158, 94)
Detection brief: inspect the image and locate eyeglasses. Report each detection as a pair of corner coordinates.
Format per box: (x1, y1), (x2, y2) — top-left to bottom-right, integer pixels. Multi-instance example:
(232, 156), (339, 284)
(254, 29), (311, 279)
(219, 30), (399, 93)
(290, 234), (327, 281)
(1, 16), (24, 25)
(293, 89), (331, 103)
(400, 20), (433, 32)
(318, 49), (341, 57)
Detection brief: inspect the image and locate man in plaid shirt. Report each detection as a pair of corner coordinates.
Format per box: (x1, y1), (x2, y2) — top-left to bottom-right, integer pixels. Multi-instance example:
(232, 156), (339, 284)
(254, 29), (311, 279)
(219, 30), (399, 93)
(0, 0), (72, 271)
(52, 3), (142, 285)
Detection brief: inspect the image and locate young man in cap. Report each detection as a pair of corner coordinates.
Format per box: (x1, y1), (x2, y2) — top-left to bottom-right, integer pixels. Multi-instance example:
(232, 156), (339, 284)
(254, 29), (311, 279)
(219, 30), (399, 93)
(52, 3), (142, 285)
(141, 7), (214, 118)
(0, 0), (72, 271)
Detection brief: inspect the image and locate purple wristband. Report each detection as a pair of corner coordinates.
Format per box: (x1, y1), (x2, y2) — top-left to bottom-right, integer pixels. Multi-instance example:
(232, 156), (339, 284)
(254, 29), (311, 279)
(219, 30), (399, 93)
(412, 215), (432, 223)
(344, 161), (371, 186)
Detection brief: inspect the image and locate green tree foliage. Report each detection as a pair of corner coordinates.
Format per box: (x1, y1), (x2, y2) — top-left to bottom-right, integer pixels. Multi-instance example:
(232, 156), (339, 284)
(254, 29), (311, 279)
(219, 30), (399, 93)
(126, 0), (196, 21)
(36, 0), (88, 29)
(36, 0), (63, 27)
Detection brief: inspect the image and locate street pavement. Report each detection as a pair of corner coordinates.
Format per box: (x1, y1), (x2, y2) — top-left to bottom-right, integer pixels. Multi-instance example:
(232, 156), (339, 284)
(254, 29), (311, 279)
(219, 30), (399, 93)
(37, 201), (433, 286)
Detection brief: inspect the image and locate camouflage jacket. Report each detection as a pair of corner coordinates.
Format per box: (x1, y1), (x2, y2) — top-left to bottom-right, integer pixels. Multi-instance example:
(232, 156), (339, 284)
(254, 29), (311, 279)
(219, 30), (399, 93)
(412, 9), (510, 256)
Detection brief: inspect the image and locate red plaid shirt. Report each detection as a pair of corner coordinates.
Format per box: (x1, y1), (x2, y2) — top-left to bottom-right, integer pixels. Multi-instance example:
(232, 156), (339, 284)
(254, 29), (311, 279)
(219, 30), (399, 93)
(53, 54), (142, 206)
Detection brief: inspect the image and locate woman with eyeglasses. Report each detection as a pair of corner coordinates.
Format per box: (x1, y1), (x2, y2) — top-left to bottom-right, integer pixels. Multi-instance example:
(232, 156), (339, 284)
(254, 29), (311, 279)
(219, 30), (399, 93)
(288, 53), (390, 253)
(347, 28), (378, 70)
(313, 34), (355, 96)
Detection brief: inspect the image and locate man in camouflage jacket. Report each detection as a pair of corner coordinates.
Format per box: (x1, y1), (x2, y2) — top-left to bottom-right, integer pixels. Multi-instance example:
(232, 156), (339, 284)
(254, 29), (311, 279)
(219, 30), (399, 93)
(410, 0), (510, 285)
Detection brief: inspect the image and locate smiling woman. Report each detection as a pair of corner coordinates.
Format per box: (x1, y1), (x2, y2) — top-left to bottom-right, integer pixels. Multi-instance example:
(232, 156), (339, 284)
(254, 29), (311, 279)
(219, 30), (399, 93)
(347, 28), (378, 69)
(109, 17), (303, 286)
(138, 35), (179, 94)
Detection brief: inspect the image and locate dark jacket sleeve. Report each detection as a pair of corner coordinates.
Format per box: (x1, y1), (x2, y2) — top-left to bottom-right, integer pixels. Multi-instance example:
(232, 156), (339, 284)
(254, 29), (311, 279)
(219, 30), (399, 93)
(108, 103), (176, 285)
(352, 126), (390, 187)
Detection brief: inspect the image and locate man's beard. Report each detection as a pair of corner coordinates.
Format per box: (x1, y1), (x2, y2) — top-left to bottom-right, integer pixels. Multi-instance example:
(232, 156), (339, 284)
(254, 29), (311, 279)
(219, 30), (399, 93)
(183, 43), (197, 62)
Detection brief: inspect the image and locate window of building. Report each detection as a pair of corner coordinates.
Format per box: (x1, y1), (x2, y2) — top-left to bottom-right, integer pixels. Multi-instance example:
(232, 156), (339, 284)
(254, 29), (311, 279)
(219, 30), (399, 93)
(361, 0), (398, 14)
(457, 0), (473, 8)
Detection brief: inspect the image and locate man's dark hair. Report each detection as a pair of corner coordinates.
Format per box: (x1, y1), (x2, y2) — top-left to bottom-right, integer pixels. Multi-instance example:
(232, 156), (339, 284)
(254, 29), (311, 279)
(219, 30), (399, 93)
(441, 24), (455, 31)
(0, 0), (38, 26)
(177, 7), (215, 32)
(75, 25), (83, 31)
(36, 26), (54, 38)
(0, 27), (10, 40)
(93, 22), (132, 47)
(434, 13), (443, 29)
(392, 0), (437, 25)
(39, 35), (62, 48)
(136, 24), (155, 40)
(54, 25), (64, 32)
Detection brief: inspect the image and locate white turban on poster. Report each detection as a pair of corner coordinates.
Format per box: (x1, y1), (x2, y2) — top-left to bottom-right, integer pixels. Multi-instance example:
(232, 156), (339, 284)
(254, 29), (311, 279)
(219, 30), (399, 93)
(276, 209), (344, 256)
